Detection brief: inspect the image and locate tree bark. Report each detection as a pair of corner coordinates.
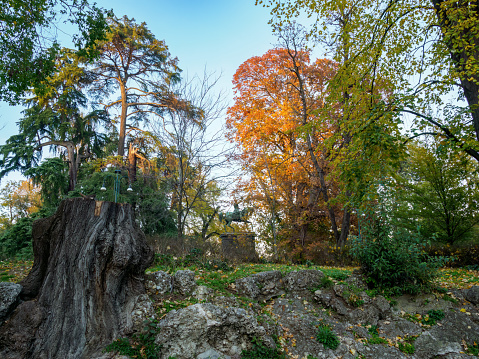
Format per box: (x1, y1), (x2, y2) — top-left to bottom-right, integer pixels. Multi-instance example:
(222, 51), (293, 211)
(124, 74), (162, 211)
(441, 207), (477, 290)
(0, 197), (154, 359)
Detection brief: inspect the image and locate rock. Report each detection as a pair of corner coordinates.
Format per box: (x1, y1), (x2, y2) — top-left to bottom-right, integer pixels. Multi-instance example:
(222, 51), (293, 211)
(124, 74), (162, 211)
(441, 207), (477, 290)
(235, 270), (284, 300)
(314, 289), (334, 306)
(212, 296), (239, 309)
(156, 303), (272, 359)
(234, 276), (259, 299)
(146, 271), (173, 295)
(174, 270), (197, 295)
(252, 270), (284, 300)
(130, 294), (155, 331)
(464, 286), (479, 305)
(193, 285), (213, 301)
(0, 282), (22, 323)
(372, 295), (391, 319)
(283, 270), (324, 292)
(414, 310), (479, 358)
(348, 304), (380, 325)
(197, 348), (231, 359)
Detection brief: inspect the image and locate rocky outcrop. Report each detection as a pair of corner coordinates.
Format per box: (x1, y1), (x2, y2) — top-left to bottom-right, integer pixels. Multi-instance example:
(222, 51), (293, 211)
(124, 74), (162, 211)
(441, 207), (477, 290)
(156, 303), (273, 359)
(234, 269), (324, 301)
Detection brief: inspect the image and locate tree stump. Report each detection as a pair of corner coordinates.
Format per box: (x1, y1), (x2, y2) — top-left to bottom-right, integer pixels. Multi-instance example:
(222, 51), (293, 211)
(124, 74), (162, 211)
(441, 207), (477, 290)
(0, 198), (154, 359)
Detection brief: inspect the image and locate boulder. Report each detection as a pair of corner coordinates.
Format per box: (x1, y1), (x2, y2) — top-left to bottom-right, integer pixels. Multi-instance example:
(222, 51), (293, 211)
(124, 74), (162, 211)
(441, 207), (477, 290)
(0, 282), (22, 323)
(156, 303), (273, 359)
(174, 270), (197, 295)
(283, 269), (324, 292)
(235, 270), (283, 300)
(146, 271), (173, 295)
(464, 286), (479, 305)
(130, 294), (156, 330)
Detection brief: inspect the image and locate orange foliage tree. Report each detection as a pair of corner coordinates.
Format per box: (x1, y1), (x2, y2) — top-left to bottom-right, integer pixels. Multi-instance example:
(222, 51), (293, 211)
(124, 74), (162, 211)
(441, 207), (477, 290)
(227, 48), (346, 260)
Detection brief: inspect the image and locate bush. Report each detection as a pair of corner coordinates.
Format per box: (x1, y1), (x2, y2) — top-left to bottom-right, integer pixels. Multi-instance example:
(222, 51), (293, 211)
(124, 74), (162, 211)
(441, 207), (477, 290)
(350, 209), (449, 294)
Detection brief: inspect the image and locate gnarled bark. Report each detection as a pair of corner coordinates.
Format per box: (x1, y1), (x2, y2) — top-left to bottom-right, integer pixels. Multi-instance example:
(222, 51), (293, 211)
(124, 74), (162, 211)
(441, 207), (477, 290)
(0, 197), (154, 359)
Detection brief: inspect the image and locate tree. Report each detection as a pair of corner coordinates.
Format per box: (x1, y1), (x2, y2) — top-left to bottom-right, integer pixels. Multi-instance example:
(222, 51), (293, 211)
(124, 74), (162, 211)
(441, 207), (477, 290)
(261, 0), (479, 163)
(89, 15), (182, 158)
(0, 0), (110, 103)
(152, 72), (230, 240)
(391, 141), (479, 244)
(0, 48), (111, 191)
(0, 180), (41, 224)
(227, 46), (347, 253)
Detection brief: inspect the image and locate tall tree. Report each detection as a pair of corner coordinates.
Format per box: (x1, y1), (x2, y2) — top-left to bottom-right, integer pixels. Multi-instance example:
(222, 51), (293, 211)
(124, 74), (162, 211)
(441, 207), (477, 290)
(391, 141), (479, 244)
(262, 0), (479, 163)
(0, 48), (110, 191)
(89, 15), (182, 158)
(0, 0), (109, 103)
(227, 47), (344, 251)
(151, 72), (229, 240)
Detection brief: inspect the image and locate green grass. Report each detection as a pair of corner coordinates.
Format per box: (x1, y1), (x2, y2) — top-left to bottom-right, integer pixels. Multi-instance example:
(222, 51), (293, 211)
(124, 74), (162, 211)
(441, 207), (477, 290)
(316, 324), (340, 350)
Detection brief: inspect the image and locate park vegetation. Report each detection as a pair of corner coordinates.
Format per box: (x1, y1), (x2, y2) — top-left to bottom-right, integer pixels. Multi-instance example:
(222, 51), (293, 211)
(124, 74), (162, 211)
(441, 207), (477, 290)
(1, 0), (479, 296)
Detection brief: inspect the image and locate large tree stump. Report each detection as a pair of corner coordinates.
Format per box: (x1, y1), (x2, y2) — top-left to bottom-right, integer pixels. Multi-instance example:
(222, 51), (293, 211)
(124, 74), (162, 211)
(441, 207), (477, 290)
(0, 198), (154, 359)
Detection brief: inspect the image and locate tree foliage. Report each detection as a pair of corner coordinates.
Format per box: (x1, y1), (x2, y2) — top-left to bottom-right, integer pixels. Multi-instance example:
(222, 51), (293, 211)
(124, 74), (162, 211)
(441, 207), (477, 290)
(0, 0), (110, 103)
(89, 15), (183, 157)
(260, 0), (479, 162)
(391, 141), (479, 244)
(227, 47), (343, 254)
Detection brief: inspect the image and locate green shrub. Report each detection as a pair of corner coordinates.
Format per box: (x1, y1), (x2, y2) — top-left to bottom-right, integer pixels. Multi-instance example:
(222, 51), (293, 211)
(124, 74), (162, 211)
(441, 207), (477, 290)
(316, 324), (340, 350)
(350, 209), (449, 294)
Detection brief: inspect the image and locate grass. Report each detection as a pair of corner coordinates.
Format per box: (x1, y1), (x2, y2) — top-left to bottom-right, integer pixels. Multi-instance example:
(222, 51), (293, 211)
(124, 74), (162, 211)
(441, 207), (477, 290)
(1, 259), (477, 293)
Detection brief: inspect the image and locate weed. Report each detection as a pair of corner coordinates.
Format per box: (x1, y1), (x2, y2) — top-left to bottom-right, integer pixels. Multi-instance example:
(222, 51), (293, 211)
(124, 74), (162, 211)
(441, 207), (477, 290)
(320, 276), (333, 289)
(421, 309), (444, 325)
(398, 342), (415, 354)
(104, 319), (160, 359)
(241, 337), (286, 359)
(367, 336), (388, 345)
(465, 340), (479, 356)
(316, 324), (340, 350)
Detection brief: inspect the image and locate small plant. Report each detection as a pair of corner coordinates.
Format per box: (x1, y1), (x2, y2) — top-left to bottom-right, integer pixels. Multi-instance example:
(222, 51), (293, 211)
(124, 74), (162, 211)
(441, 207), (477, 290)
(465, 340), (479, 356)
(316, 324), (340, 350)
(365, 325), (387, 345)
(398, 342), (415, 354)
(241, 337), (286, 359)
(320, 276), (333, 288)
(105, 319), (161, 359)
(421, 309), (444, 325)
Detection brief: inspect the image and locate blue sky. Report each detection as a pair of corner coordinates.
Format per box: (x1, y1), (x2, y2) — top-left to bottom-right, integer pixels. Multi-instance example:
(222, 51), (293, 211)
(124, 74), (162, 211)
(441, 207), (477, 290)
(0, 1), (281, 185)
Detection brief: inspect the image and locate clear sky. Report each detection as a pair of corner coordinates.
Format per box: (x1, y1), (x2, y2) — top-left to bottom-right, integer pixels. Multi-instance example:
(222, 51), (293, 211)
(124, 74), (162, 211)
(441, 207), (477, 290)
(0, 0), (282, 185)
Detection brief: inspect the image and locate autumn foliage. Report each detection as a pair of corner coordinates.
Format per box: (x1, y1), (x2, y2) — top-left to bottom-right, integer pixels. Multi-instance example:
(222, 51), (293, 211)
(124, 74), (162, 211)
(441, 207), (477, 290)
(227, 48), (346, 261)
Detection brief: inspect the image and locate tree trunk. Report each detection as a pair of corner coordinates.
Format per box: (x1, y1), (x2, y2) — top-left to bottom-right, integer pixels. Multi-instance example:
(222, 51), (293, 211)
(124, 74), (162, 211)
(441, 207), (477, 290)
(0, 197), (154, 359)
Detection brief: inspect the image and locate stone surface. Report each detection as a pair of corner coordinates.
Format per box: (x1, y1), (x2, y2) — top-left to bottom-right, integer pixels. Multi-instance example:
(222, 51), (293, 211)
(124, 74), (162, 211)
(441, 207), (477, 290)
(197, 348), (231, 359)
(464, 286), (479, 305)
(0, 282), (22, 323)
(146, 271), (173, 295)
(156, 303), (272, 359)
(174, 270), (197, 295)
(193, 285), (214, 301)
(130, 294), (155, 331)
(283, 269), (324, 292)
(235, 270), (284, 301)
